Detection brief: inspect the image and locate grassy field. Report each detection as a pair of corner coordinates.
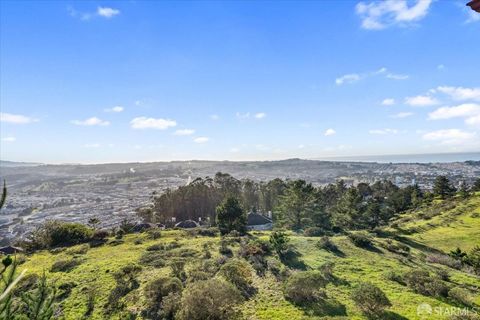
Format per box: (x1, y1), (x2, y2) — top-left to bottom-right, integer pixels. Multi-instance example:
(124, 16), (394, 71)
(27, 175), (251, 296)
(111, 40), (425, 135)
(16, 194), (480, 320)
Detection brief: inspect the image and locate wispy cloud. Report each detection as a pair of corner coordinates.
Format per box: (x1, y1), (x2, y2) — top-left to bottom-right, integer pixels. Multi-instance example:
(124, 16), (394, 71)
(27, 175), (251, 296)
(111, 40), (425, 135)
(130, 117), (176, 130)
(68, 6), (120, 21)
(335, 67), (408, 85)
(210, 114), (220, 120)
(174, 129), (195, 136)
(390, 112), (414, 118)
(0, 112), (38, 124)
(422, 129), (477, 146)
(97, 7), (120, 18)
(104, 106), (124, 113)
(236, 112), (250, 119)
(254, 112), (267, 119)
(405, 95), (439, 107)
(369, 128), (399, 135)
(324, 128), (336, 136)
(1, 136), (16, 142)
(72, 117), (110, 126)
(381, 98), (395, 106)
(356, 0), (433, 30)
(194, 137), (209, 143)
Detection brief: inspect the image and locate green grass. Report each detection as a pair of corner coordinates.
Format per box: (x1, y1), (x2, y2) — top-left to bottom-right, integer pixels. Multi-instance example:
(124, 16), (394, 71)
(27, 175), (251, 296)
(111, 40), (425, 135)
(15, 195), (480, 320)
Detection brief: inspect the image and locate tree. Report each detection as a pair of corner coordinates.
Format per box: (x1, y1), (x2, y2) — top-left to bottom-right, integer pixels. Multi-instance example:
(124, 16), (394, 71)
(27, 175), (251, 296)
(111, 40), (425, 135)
(216, 197), (246, 235)
(433, 176), (455, 199)
(276, 180), (316, 230)
(87, 217), (100, 230)
(332, 188), (363, 229)
(269, 230), (290, 258)
(458, 182), (470, 199)
(473, 178), (480, 192)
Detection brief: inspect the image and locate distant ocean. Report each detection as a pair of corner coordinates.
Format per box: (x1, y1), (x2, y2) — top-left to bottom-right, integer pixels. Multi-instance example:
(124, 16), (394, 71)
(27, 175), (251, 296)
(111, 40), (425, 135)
(314, 152), (480, 164)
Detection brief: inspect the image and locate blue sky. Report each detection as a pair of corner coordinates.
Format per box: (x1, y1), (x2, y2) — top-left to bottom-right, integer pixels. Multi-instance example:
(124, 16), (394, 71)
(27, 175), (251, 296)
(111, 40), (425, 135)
(1, 0), (479, 164)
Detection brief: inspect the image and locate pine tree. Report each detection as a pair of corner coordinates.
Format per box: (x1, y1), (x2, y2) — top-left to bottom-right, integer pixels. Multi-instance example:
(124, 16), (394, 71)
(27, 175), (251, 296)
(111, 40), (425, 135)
(433, 176), (455, 199)
(216, 197), (246, 235)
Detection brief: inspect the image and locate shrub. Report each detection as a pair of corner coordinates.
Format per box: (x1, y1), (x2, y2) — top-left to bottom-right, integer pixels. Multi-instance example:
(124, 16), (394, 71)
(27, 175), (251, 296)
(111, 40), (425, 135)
(187, 270), (210, 283)
(383, 240), (410, 256)
(426, 254), (462, 270)
(351, 282), (391, 318)
(435, 269), (450, 281)
(134, 239), (143, 245)
(169, 259), (187, 281)
(176, 279), (243, 320)
(348, 233), (373, 248)
(66, 244), (89, 255)
(317, 236), (338, 252)
(219, 239), (233, 256)
(92, 229), (110, 240)
(270, 231), (290, 258)
(197, 227), (218, 237)
(25, 220), (93, 250)
(144, 277), (183, 315)
(304, 227), (325, 237)
(106, 265), (142, 313)
(219, 259), (255, 297)
(284, 271), (327, 305)
(404, 270), (449, 297)
(449, 287), (474, 307)
(50, 259), (82, 272)
(147, 229), (162, 240)
(139, 251), (166, 268)
(318, 261), (335, 281)
(384, 271), (404, 285)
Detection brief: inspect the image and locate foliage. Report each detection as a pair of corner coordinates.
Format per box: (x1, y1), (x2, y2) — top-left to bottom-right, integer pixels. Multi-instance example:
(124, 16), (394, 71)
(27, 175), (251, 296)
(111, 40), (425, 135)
(176, 278), (243, 320)
(219, 259), (255, 297)
(316, 236), (338, 252)
(304, 227), (325, 237)
(348, 232), (373, 248)
(269, 231), (290, 258)
(351, 282), (391, 318)
(448, 287), (474, 307)
(283, 271), (327, 305)
(433, 176), (456, 199)
(216, 197), (247, 235)
(50, 258), (82, 272)
(19, 273), (57, 320)
(403, 270), (449, 298)
(144, 276), (183, 317)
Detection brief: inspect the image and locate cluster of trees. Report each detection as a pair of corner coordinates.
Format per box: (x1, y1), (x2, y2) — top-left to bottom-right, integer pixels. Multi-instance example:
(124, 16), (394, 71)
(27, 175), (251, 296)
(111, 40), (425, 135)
(144, 172), (479, 233)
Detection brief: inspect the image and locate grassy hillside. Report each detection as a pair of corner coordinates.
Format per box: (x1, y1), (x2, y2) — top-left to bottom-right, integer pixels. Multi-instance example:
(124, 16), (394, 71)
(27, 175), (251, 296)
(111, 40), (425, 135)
(15, 195), (480, 320)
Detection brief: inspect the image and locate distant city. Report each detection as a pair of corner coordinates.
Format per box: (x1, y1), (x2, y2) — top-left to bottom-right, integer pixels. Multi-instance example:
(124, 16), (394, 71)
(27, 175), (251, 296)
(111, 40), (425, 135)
(1, 155), (479, 245)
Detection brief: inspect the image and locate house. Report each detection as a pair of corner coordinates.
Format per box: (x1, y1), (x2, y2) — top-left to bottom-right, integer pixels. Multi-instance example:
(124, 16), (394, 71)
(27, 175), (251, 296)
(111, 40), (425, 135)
(175, 220), (199, 228)
(0, 246), (24, 255)
(247, 212), (273, 231)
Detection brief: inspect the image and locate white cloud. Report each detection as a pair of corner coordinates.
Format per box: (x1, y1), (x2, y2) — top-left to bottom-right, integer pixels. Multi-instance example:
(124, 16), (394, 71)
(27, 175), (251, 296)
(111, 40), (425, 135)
(369, 128), (399, 135)
(391, 112), (414, 118)
(436, 86), (480, 102)
(437, 64), (445, 70)
(210, 114), (220, 120)
(97, 7), (120, 18)
(105, 106), (124, 113)
(1, 136), (16, 142)
(0, 112), (38, 124)
(428, 103), (480, 127)
(254, 112), (267, 119)
(72, 117), (110, 126)
(236, 112), (251, 119)
(428, 103), (480, 120)
(335, 73), (361, 85)
(386, 73), (409, 80)
(382, 98), (395, 106)
(174, 129), (195, 136)
(336, 67), (408, 85)
(324, 128), (336, 136)
(194, 137), (209, 143)
(422, 129), (476, 146)
(130, 117), (176, 130)
(84, 143), (101, 148)
(356, 0), (433, 30)
(465, 6), (480, 23)
(405, 95), (439, 107)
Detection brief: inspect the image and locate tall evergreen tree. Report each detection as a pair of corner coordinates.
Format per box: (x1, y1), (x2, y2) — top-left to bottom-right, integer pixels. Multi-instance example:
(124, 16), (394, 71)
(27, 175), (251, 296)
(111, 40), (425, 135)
(433, 176), (455, 199)
(216, 197), (247, 235)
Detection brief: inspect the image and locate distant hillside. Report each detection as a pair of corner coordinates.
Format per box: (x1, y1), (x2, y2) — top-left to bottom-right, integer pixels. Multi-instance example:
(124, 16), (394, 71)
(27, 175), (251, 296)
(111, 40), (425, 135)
(0, 160), (43, 167)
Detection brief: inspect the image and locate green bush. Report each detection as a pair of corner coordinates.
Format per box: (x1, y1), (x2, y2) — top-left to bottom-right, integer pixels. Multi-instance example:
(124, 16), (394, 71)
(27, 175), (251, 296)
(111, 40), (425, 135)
(348, 233), (373, 248)
(304, 227), (325, 237)
(284, 271), (327, 305)
(50, 259), (82, 272)
(176, 279), (243, 320)
(316, 236), (338, 252)
(351, 282), (391, 318)
(219, 259), (255, 297)
(144, 277), (183, 315)
(403, 270), (449, 297)
(448, 287), (474, 307)
(25, 220), (93, 250)
(270, 231), (290, 258)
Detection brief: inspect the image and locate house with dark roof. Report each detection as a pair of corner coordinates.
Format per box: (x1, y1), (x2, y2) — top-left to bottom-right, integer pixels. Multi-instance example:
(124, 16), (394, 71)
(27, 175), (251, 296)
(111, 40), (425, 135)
(175, 220), (199, 229)
(0, 246), (24, 255)
(247, 212), (273, 231)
